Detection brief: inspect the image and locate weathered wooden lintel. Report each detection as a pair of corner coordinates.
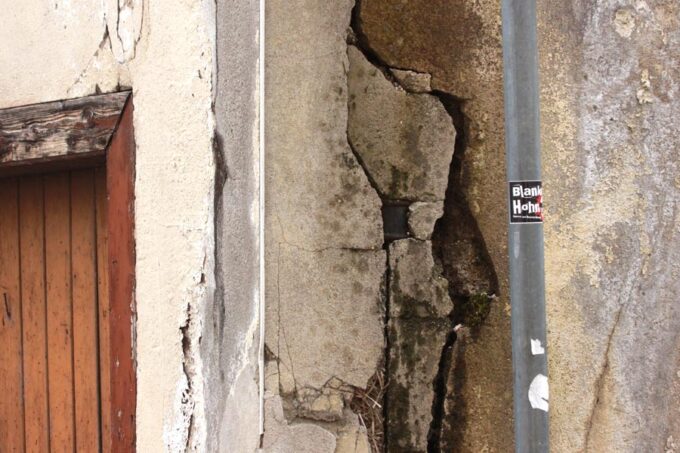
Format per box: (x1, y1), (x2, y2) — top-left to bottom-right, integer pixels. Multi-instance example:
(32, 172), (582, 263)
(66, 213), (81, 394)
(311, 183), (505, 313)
(0, 91), (130, 176)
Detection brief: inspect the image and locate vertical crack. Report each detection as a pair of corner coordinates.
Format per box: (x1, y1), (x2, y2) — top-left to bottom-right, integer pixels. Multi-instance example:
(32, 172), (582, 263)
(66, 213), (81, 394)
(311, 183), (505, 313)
(428, 93), (499, 452)
(180, 311), (197, 451)
(349, 3), (499, 450)
(427, 328), (456, 452)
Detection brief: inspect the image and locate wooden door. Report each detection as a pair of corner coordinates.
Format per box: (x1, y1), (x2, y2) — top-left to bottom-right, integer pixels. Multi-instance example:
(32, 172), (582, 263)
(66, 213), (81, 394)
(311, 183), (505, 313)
(0, 168), (111, 453)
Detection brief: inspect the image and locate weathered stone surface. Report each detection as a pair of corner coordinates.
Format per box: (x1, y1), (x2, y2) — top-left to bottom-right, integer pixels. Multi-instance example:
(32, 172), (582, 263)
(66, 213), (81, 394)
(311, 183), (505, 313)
(390, 68), (432, 93)
(438, 326), (470, 452)
(539, 1), (680, 451)
(356, 2), (514, 450)
(386, 318), (450, 452)
(386, 239), (454, 452)
(268, 244), (386, 395)
(295, 384), (347, 422)
(265, 0), (387, 446)
(408, 201), (444, 240)
(266, 1), (383, 251)
(335, 424), (371, 453)
(389, 239), (452, 319)
(347, 46), (456, 202)
(262, 394), (336, 453)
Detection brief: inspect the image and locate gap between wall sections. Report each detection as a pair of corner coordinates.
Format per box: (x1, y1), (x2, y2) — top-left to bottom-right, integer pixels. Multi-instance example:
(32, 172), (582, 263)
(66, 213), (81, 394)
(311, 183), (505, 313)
(258, 0), (267, 445)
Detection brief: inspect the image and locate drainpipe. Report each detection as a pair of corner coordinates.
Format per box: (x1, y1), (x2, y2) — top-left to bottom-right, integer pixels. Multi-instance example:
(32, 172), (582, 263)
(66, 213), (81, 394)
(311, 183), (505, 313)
(501, 0), (549, 452)
(258, 0), (267, 442)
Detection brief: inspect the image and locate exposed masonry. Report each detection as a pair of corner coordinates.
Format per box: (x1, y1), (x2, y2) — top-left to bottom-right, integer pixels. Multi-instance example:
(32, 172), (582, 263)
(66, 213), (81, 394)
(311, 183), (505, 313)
(262, 2), (498, 451)
(348, 5), (499, 451)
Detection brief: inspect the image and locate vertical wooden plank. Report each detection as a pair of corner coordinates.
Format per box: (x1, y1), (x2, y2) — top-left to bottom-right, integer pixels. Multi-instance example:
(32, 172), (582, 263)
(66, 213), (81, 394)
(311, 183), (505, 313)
(71, 169), (101, 452)
(44, 173), (75, 452)
(19, 176), (50, 453)
(0, 178), (25, 453)
(95, 167), (112, 453)
(107, 98), (136, 453)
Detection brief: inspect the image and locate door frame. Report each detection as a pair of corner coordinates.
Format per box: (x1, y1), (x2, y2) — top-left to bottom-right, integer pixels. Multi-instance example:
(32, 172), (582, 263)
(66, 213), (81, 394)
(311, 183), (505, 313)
(0, 92), (136, 452)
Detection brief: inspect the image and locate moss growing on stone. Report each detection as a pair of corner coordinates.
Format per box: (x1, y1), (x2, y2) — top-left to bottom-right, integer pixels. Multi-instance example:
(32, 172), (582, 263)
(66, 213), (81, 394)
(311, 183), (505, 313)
(461, 293), (493, 329)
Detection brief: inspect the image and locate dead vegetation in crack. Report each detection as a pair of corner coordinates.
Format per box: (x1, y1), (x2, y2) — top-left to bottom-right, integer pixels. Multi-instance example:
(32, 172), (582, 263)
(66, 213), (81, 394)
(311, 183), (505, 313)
(350, 368), (387, 453)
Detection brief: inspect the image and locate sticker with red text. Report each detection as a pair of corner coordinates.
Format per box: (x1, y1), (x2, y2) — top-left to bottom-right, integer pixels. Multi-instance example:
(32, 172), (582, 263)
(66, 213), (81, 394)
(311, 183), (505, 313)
(509, 181), (543, 224)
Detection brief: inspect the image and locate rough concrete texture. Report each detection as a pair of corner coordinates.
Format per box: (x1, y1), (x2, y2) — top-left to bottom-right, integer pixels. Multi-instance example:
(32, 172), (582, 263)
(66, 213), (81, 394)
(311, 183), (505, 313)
(264, 0), (388, 445)
(386, 239), (454, 452)
(335, 424), (371, 453)
(347, 46), (456, 202)
(389, 239), (452, 320)
(539, 0), (680, 451)
(408, 201), (444, 240)
(266, 1), (383, 252)
(262, 394), (337, 453)
(438, 326), (471, 453)
(359, 0), (680, 451)
(268, 245), (385, 396)
(386, 318), (450, 452)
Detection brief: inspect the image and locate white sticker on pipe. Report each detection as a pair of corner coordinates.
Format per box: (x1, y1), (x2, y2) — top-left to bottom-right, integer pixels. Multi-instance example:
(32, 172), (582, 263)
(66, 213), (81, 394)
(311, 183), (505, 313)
(528, 374), (549, 412)
(531, 339), (545, 355)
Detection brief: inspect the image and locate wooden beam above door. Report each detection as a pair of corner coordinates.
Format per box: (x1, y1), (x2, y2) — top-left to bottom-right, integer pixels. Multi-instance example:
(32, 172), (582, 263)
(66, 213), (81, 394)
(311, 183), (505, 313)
(0, 91), (130, 174)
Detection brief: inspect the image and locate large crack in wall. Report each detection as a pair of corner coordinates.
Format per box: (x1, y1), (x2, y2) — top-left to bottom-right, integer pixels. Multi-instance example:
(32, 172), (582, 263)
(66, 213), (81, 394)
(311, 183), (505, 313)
(262, 1), (500, 451)
(349, 3), (499, 452)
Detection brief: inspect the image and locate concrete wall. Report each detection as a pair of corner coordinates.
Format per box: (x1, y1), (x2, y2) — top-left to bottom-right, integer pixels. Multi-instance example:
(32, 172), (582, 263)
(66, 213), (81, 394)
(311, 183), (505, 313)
(264, 0), (680, 452)
(0, 1), (260, 451)
(3, 0), (679, 452)
(540, 1), (680, 451)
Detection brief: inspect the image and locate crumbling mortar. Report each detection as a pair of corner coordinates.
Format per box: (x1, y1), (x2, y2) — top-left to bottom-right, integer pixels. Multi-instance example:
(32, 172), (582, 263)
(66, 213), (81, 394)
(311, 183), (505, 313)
(180, 314), (197, 451)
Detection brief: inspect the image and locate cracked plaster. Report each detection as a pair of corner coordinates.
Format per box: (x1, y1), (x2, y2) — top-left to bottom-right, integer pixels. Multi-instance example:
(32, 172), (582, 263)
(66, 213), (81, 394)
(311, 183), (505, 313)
(0, 0), (238, 451)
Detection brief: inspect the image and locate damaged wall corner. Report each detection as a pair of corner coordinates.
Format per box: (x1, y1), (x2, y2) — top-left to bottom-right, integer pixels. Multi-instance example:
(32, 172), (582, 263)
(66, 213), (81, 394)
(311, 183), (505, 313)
(202, 0), (262, 451)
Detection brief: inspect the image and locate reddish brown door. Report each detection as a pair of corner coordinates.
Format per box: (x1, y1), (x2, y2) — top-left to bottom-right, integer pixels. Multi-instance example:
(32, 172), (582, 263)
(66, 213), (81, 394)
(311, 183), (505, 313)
(0, 168), (111, 453)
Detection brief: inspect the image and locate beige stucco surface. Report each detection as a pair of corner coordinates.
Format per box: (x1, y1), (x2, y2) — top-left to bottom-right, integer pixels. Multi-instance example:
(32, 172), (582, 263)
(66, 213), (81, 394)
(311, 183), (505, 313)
(0, 1), (225, 451)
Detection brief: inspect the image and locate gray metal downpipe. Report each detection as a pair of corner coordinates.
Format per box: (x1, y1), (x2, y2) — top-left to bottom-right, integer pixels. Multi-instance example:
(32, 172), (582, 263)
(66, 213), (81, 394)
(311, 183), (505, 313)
(501, 0), (549, 452)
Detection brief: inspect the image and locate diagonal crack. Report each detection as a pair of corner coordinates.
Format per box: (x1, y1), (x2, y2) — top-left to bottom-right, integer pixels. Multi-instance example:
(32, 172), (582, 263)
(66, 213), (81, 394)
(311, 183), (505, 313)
(583, 301), (624, 450)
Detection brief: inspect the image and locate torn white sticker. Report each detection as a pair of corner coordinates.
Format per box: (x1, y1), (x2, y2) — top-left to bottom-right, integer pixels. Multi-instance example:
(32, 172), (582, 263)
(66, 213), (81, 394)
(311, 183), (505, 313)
(531, 339), (545, 355)
(528, 374), (549, 412)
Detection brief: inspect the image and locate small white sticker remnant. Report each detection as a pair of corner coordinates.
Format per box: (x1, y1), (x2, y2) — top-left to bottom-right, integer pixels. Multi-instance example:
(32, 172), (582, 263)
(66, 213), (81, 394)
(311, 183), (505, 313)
(531, 339), (545, 355)
(528, 374), (549, 412)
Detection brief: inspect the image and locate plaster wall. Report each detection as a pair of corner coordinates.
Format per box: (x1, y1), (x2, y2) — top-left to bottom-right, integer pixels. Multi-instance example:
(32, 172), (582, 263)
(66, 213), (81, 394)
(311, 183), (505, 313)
(0, 1), (261, 451)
